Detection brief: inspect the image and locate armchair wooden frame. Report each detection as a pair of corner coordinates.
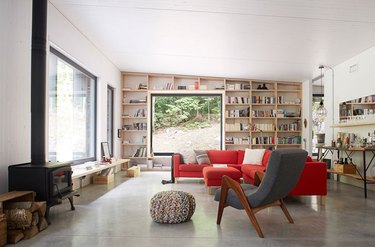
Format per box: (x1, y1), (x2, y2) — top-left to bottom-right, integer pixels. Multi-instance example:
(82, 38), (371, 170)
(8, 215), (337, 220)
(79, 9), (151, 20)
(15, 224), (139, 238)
(216, 173), (294, 238)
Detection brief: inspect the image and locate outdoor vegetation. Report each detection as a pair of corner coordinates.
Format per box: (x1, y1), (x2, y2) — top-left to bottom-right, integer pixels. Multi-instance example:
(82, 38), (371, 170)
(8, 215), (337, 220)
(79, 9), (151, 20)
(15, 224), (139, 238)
(153, 96), (221, 130)
(152, 95), (222, 156)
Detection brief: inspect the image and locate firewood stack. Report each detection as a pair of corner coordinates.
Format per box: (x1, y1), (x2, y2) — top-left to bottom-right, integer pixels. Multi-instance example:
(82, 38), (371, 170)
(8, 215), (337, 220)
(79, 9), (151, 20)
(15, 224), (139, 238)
(2, 201), (48, 245)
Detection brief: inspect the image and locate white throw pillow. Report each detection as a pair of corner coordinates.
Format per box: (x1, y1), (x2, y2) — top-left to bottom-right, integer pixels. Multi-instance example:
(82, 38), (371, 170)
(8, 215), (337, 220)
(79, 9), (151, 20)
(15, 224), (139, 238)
(242, 148), (266, 165)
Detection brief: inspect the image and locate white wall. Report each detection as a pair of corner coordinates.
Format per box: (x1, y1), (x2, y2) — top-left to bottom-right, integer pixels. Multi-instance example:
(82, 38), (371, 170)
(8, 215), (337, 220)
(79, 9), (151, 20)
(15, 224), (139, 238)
(0, 0), (32, 193)
(325, 46), (375, 190)
(0, 1), (121, 194)
(47, 3), (122, 160)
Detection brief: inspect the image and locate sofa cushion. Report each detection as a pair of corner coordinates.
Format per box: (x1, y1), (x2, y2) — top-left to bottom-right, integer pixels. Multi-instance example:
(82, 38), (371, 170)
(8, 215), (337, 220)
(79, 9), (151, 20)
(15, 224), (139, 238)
(207, 150), (238, 164)
(243, 148), (265, 165)
(181, 150), (197, 164)
(241, 164), (266, 178)
(194, 150), (211, 164)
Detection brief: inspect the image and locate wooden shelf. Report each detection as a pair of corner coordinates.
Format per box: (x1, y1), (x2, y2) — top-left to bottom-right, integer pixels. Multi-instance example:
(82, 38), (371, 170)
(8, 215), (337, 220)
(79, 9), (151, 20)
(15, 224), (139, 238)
(226, 104), (249, 106)
(277, 144), (301, 146)
(331, 121), (375, 128)
(252, 90), (276, 92)
(277, 117), (301, 120)
(122, 89), (147, 92)
(225, 90), (250, 92)
(225, 144), (250, 146)
(327, 170), (375, 183)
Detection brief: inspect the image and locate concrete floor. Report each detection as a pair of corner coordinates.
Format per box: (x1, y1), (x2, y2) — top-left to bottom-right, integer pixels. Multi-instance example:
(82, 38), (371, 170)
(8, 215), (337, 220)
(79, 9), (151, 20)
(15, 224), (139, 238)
(14, 171), (375, 247)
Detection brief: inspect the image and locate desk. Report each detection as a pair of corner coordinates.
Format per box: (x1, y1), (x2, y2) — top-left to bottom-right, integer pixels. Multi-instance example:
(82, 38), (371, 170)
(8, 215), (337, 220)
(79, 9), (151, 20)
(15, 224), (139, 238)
(317, 146), (375, 198)
(72, 159), (130, 187)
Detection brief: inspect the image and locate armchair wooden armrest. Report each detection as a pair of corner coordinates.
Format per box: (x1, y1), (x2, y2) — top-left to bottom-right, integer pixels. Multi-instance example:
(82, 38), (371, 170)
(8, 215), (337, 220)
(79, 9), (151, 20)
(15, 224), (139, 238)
(254, 171), (265, 187)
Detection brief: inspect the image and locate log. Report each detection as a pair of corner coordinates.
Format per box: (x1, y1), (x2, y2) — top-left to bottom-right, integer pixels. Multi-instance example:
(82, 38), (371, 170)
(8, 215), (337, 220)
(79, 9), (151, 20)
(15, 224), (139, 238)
(7, 230), (24, 244)
(23, 225), (39, 240)
(32, 201), (47, 217)
(31, 212), (39, 226)
(5, 208), (32, 230)
(0, 214), (6, 247)
(38, 217), (48, 232)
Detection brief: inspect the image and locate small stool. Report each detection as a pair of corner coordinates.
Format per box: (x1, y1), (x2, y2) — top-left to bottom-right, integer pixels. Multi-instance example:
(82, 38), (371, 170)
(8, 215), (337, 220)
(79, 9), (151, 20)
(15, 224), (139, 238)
(150, 191), (195, 224)
(203, 167), (242, 195)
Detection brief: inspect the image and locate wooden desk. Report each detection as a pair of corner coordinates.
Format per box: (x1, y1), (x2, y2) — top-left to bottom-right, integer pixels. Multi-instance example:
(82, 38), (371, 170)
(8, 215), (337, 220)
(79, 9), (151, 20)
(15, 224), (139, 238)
(318, 146), (375, 198)
(71, 159), (130, 188)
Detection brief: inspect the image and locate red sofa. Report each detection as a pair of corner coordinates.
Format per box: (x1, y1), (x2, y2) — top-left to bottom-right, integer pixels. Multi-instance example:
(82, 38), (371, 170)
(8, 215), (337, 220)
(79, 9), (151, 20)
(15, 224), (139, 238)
(173, 149), (327, 204)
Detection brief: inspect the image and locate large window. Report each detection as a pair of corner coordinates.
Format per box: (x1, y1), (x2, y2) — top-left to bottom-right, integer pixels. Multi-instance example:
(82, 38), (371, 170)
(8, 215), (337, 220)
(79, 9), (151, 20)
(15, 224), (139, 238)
(151, 94), (222, 161)
(48, 47), (97, 163)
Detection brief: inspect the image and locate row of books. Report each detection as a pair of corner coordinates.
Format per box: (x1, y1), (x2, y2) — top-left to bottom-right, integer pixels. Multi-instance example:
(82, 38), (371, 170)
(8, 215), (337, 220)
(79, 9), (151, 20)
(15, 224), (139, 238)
(123, 122), (147, 130)
(132, 147), (147, 157)
(252, 136), (276, 145)
(226, 109), (250, 117)
(251, 123), (275, 131)
(226, 83), (250, 90)
(134, 108), (146, 117)
(278, 122), (300, 131)
(226, 96), (250, 104)
(225, 137), (250, 144)
(138, 83), (147, 90)
(129, 99), (147, 103)
(252, 96), (276, 104)
(225, 123), (250, 131)
(252, 109), (277, 117)
(277, 136), (301, 144)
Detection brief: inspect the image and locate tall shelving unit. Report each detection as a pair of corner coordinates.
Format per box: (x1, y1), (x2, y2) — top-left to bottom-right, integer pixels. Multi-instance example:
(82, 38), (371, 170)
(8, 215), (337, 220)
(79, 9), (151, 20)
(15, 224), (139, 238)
(121, 74), (148, 166)
(275, 82), (303, 147)
(121, 72), (303, 165)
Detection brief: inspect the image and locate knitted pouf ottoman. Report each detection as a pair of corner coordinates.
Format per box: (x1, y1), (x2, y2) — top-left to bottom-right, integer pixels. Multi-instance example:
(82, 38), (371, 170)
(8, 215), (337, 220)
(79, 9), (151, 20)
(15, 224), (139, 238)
(150, 191), (196, 224)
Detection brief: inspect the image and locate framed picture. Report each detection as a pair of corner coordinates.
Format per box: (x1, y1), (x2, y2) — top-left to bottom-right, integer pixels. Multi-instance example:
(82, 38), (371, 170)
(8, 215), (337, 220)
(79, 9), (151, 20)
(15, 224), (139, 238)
(101, 142), (111, 159)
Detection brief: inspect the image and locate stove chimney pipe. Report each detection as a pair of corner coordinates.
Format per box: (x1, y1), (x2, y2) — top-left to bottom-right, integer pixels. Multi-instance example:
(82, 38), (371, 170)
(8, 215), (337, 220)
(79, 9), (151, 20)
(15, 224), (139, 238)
(31, 0), (48, 165)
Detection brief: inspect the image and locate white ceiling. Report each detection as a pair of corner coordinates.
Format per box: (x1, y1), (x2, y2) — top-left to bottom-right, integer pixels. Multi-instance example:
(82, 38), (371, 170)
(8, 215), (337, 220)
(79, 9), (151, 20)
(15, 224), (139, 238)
(49, 0), (375, 82)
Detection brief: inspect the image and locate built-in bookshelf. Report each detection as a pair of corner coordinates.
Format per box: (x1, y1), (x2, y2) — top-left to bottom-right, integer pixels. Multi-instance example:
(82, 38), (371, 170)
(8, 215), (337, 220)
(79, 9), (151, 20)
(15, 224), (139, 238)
(121, 72), (302, 162)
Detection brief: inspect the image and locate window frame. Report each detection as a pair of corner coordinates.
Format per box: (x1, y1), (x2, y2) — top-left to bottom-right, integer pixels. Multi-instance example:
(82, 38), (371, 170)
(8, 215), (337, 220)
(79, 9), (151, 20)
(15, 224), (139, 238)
(49, 47), (97, 165)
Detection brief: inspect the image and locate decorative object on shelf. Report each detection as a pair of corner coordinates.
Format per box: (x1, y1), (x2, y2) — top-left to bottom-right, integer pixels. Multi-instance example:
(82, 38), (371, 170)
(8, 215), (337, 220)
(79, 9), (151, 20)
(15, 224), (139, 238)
(261, 83), (268, 90)
(101, 142), (111, 161)
(312, 65), (328, 123)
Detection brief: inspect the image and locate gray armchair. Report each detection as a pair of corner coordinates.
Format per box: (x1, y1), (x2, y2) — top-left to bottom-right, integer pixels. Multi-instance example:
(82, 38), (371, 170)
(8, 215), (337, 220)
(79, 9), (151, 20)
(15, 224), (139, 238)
(214, 148), (308, 238)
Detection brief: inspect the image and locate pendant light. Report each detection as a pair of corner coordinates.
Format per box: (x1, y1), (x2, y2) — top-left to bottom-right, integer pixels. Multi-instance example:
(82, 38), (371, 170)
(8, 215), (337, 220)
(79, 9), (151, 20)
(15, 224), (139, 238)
(312, 65), (328, 123)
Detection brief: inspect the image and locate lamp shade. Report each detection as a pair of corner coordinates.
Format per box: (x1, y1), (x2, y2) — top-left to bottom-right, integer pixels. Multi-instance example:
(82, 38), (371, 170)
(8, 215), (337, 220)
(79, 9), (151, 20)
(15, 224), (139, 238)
(312, 100), (328, 123)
